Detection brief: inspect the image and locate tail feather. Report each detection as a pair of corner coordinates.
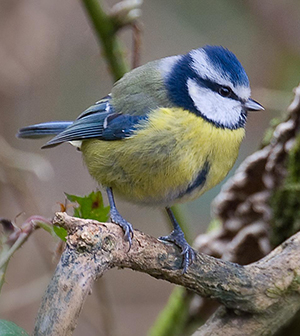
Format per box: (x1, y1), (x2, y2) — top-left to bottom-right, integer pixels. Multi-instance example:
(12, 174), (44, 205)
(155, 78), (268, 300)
(17, 121), (73, 139)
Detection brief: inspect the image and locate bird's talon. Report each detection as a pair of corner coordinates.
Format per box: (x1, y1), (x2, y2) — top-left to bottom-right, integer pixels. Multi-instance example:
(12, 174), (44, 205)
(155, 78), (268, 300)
(110, 210), (134, 249)
(181, 249), (187, 256)
(159, 231), (195, 272)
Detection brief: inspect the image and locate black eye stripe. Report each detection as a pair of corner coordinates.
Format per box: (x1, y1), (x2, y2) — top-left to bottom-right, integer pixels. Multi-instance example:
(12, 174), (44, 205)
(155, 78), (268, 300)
(165, 53), (247, 130)
(194, 77), (240, 102)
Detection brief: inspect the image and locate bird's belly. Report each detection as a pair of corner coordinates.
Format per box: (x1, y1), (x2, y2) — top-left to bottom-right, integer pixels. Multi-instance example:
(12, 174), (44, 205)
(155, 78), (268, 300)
(81, 108), (245, 206)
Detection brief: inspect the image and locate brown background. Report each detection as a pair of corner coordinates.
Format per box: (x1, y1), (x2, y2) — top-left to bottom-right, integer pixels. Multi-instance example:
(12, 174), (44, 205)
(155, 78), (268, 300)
(1, 1), (300, 335)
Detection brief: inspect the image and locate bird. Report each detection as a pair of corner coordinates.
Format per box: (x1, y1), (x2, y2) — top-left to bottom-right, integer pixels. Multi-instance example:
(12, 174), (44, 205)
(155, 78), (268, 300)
(17, 45), (264, 272)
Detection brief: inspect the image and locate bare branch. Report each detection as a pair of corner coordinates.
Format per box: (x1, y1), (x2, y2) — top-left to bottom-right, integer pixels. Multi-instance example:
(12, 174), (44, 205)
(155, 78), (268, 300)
(34, 212), (300, 336)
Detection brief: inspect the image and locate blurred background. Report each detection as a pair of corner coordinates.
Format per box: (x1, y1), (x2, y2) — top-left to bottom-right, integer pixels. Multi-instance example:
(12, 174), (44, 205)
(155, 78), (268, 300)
(0, 0), (300, 335)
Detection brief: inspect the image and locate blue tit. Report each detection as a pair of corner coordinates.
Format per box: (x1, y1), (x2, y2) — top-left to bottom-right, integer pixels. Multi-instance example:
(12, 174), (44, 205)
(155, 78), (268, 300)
(17, 45), (264, 272)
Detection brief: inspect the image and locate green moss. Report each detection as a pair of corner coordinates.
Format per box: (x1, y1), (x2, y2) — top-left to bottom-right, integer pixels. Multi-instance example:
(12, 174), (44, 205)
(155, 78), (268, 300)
(270, 134), (300, 246)
(292, 273), (300, 286)
(266, 286), (285, 299)
(206, 218), (222, 233)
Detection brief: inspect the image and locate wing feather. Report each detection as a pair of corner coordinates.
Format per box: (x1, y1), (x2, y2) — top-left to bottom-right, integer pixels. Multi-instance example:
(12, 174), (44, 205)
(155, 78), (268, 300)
(42, 97), (147, 148)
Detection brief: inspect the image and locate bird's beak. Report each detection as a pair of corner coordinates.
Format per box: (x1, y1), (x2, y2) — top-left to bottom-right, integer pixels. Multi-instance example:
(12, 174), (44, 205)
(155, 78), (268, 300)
(244, 98), (264, 111)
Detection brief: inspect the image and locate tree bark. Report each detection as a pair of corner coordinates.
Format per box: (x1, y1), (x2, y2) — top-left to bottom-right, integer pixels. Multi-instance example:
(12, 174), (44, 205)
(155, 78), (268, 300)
(34, 212), (300, 336)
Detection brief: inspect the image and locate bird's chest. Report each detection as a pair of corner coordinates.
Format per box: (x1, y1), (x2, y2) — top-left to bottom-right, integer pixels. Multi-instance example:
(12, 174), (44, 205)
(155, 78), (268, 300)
(184, 126), (245, 201)
(81, 108), (245, 205)
(156, 108), (245, 202)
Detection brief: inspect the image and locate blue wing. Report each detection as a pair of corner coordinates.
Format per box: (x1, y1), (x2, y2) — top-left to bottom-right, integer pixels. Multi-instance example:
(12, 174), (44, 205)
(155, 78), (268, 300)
(42, 96), (147, 148)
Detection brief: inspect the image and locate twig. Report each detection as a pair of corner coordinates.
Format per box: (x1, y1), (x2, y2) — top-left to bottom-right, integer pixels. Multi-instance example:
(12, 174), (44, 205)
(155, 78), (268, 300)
(34, 212), (300, 336)
(131, 21), (142, 68)
(0, 216), (52, 292)
(0, 232), (31, 269)
(80, 0), (130, 81)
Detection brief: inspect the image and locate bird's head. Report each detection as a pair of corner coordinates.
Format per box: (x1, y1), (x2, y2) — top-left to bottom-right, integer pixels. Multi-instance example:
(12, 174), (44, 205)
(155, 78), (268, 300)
(164, 45), (264, 129)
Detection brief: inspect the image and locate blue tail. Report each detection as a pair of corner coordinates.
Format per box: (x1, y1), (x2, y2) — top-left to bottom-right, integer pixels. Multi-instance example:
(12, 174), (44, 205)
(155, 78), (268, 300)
(17, 121), (73, 139)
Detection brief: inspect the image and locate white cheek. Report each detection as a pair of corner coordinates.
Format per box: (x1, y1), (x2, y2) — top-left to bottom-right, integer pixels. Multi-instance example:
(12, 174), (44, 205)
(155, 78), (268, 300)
(187, 78), (242, 128)
(190, 49), (251, 101)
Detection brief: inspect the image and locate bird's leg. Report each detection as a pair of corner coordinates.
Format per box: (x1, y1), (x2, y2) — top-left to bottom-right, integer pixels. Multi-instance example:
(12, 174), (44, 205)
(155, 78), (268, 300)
(106, 187), (134, 248)
(159, 207), (196, 273)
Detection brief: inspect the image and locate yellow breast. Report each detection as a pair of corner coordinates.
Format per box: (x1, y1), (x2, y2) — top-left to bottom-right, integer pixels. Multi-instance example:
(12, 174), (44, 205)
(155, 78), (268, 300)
(81, 107), (245, 206)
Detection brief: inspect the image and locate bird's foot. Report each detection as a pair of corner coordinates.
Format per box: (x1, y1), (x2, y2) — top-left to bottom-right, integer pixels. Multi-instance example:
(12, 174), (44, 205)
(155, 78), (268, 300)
(159, 230), (196, 273)
(110, 208), (134, 249)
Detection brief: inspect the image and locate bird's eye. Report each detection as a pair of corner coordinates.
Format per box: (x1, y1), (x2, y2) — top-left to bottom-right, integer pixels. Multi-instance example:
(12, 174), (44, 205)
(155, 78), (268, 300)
(219, 86), (232, 98)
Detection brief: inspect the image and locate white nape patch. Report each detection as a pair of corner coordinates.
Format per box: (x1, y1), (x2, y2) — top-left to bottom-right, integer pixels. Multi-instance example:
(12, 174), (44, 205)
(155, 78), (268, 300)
(159, 55), (183, 76)
(187, 78), (242, 128)
(189, 49), (251, 101)
(69, 140), (82, 149)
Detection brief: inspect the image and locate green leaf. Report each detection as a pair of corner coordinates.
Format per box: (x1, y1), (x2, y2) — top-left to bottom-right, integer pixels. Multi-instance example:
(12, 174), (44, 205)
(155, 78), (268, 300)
(65, 191), (110, 222)
(35, 218), (66, 241)
(0, 320), (29, 335)
(53, 226), (67, 242)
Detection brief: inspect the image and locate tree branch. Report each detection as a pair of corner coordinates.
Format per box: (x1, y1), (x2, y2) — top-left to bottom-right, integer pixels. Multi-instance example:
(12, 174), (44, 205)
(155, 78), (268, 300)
(0, 216), (52, 292)
(34, 212), (300, 336)
(80, 0), (143, 81)
(81, 0), (129, 80)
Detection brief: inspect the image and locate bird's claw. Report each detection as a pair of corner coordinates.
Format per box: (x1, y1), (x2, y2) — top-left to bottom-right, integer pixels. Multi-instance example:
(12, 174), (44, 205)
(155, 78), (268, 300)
(110, 209), (134, 250)
(159, 230), (196, 273)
